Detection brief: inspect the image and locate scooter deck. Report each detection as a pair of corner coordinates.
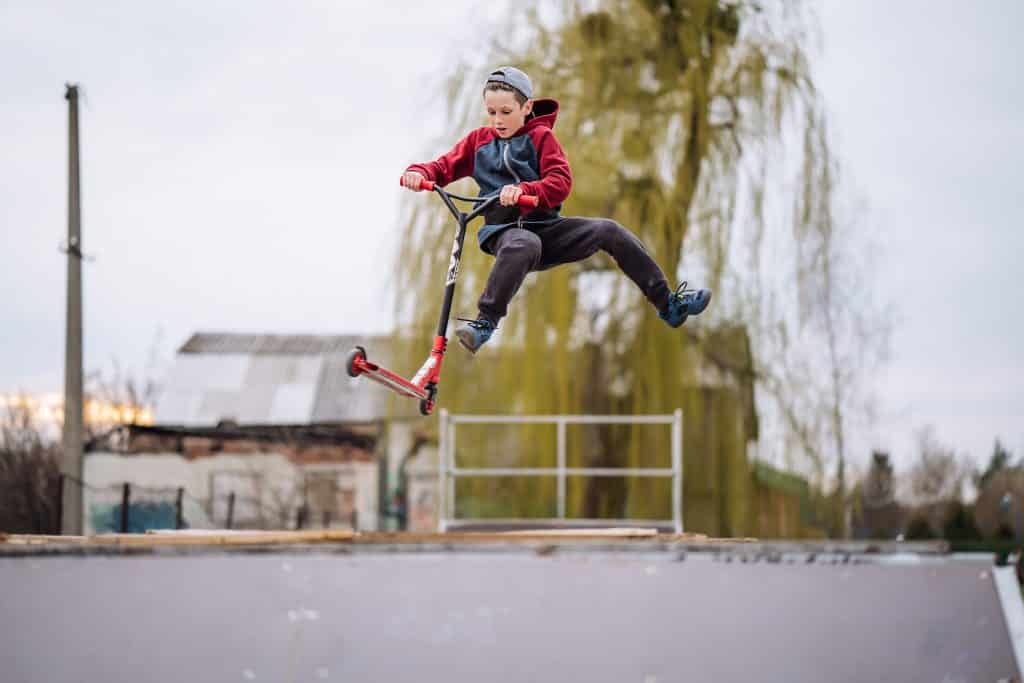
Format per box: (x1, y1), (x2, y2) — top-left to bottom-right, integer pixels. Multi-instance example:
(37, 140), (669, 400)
(355, 358), (429, 401)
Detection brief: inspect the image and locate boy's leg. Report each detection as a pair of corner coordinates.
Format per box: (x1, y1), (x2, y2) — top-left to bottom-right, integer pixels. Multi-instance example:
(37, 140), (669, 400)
(476, 227), (543, 324)
(535, 217), (672, 312)
(456, 227), (541, 353)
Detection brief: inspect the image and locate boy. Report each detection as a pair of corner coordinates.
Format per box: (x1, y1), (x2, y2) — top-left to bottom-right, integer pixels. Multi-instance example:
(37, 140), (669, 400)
(402, 66), (711, 354)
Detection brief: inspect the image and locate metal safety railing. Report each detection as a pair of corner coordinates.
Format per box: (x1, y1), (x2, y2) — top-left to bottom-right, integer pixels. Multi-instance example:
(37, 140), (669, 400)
(437, 410), (683, 533)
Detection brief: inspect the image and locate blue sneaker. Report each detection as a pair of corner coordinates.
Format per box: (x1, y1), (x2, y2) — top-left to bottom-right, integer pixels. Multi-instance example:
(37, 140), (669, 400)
(659, 282), (712, 328)
(455, 317), (496, 354)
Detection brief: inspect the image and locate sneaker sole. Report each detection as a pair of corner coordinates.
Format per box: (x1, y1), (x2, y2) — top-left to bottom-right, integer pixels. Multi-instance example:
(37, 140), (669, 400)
(456, 329), (479, 355)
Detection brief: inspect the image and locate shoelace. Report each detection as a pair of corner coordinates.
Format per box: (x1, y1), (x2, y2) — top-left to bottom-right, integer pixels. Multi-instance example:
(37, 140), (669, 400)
(671, 281), (692, 301)
(455, 317), (495, 330)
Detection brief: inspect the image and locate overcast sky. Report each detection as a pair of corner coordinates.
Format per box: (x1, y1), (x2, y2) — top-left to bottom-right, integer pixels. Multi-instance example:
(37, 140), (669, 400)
(2, 1), (1021, 472)
(813, 0), (1024, 471)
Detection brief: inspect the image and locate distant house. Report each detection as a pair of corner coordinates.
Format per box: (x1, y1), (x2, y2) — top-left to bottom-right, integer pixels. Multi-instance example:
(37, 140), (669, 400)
(83, 333), (433, 534)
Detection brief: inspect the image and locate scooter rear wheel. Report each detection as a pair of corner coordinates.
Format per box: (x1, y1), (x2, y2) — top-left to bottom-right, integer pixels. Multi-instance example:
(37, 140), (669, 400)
(345, 346), (367, 378)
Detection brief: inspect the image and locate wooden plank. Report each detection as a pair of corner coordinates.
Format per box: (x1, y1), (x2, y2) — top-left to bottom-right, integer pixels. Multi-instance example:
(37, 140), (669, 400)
(1, 534), (90, 545)
(88, 530), (358, 547)
(496, 528), (660, 538)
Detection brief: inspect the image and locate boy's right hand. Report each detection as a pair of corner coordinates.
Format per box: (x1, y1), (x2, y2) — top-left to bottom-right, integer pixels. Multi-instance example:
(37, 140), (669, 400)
(401, 171), (426, 191)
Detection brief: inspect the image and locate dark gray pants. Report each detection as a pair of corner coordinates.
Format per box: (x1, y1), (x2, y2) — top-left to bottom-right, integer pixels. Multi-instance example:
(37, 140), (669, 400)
(477, 217), (671, 324)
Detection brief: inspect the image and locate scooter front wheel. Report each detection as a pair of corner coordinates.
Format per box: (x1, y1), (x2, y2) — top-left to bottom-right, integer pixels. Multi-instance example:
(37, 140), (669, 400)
(345, 346), (367, 378)
(419, 383), (437, 416)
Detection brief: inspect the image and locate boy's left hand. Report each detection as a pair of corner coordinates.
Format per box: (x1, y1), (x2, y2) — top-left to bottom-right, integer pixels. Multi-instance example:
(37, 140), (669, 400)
(499, 185), (524, 207)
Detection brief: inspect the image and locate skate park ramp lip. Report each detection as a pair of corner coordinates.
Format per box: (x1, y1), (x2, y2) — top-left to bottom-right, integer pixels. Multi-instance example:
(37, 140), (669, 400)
(1, 532), (1022, 682)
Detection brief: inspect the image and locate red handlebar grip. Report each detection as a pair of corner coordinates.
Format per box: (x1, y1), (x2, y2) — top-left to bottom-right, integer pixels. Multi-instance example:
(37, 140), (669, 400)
(399, 176), (435, 191)
(518, 195), (540, 208)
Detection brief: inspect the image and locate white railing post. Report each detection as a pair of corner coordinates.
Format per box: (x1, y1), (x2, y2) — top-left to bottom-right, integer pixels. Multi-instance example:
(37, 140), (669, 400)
(447, 416), (456, 523)
(672, 408), (683, 534)
(557, 418), (567, 519)
(438, 409), (448, 532)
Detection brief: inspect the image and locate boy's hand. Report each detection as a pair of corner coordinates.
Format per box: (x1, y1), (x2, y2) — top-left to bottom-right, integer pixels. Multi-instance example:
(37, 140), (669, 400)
(402, 171), (426, 191)
(499, 184), (523, 206)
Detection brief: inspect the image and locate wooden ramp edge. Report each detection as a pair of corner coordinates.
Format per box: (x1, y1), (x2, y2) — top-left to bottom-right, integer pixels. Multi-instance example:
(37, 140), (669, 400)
(0, 530), (358, 547)
(0, 529), (733, 548)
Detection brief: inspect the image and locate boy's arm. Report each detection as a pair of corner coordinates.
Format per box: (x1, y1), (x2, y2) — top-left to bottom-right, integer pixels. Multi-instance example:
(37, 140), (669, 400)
(518, 128), (572, 209)
(405, 129), (480, 186)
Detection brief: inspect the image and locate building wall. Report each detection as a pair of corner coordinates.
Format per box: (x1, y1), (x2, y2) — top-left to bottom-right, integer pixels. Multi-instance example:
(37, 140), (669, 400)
(407, 444), (440, 532)
(83, 452), (378, 534)
(382, 420), (416, 530)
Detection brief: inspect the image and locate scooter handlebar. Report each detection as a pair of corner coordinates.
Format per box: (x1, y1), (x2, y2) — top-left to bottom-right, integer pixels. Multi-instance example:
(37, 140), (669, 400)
(399, 176), (540, 208)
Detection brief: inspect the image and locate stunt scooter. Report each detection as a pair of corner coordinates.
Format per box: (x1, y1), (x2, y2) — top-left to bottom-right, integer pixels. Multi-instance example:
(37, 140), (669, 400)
(345, 179), (539, 416)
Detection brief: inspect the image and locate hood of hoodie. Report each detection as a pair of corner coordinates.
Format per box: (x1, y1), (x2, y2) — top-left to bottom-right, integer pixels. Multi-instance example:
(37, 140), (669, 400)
(516, 98), (559, 136)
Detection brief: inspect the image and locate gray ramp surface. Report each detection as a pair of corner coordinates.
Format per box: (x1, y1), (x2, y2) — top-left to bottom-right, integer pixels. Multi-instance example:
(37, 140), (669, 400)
(1, 545), (1020, 683)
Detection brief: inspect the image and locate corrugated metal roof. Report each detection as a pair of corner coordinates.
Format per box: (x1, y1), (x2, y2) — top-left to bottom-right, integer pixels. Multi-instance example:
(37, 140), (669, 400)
(157, 334), (416, 424)
(312, 350), (392, 422)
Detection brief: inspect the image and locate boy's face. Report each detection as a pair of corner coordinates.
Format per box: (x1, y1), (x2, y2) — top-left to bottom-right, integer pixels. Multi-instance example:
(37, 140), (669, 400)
(484, 89), (533, 138)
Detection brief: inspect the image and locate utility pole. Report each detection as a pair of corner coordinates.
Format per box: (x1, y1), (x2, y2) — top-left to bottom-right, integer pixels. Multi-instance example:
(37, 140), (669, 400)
(61, 83), (84, 535)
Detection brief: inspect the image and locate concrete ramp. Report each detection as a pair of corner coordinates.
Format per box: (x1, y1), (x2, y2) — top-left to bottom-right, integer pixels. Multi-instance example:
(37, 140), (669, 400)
(1, 534), (1021, 682)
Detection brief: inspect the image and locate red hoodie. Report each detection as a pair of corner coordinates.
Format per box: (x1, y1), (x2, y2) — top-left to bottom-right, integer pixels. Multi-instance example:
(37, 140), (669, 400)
(406, 99), (572, 249)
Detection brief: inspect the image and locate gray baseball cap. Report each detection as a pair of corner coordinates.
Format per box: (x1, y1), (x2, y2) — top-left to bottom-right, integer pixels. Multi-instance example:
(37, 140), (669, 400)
(485, 66), (533, 99)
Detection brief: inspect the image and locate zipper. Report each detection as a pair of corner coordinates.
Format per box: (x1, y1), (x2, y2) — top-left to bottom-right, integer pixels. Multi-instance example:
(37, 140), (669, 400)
(503, 140), (525, 227)
(501, 141), (522, 183)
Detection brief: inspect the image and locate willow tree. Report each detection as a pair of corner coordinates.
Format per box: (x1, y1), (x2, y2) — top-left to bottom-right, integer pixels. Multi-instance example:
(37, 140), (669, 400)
(394, 0), (888, 532)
